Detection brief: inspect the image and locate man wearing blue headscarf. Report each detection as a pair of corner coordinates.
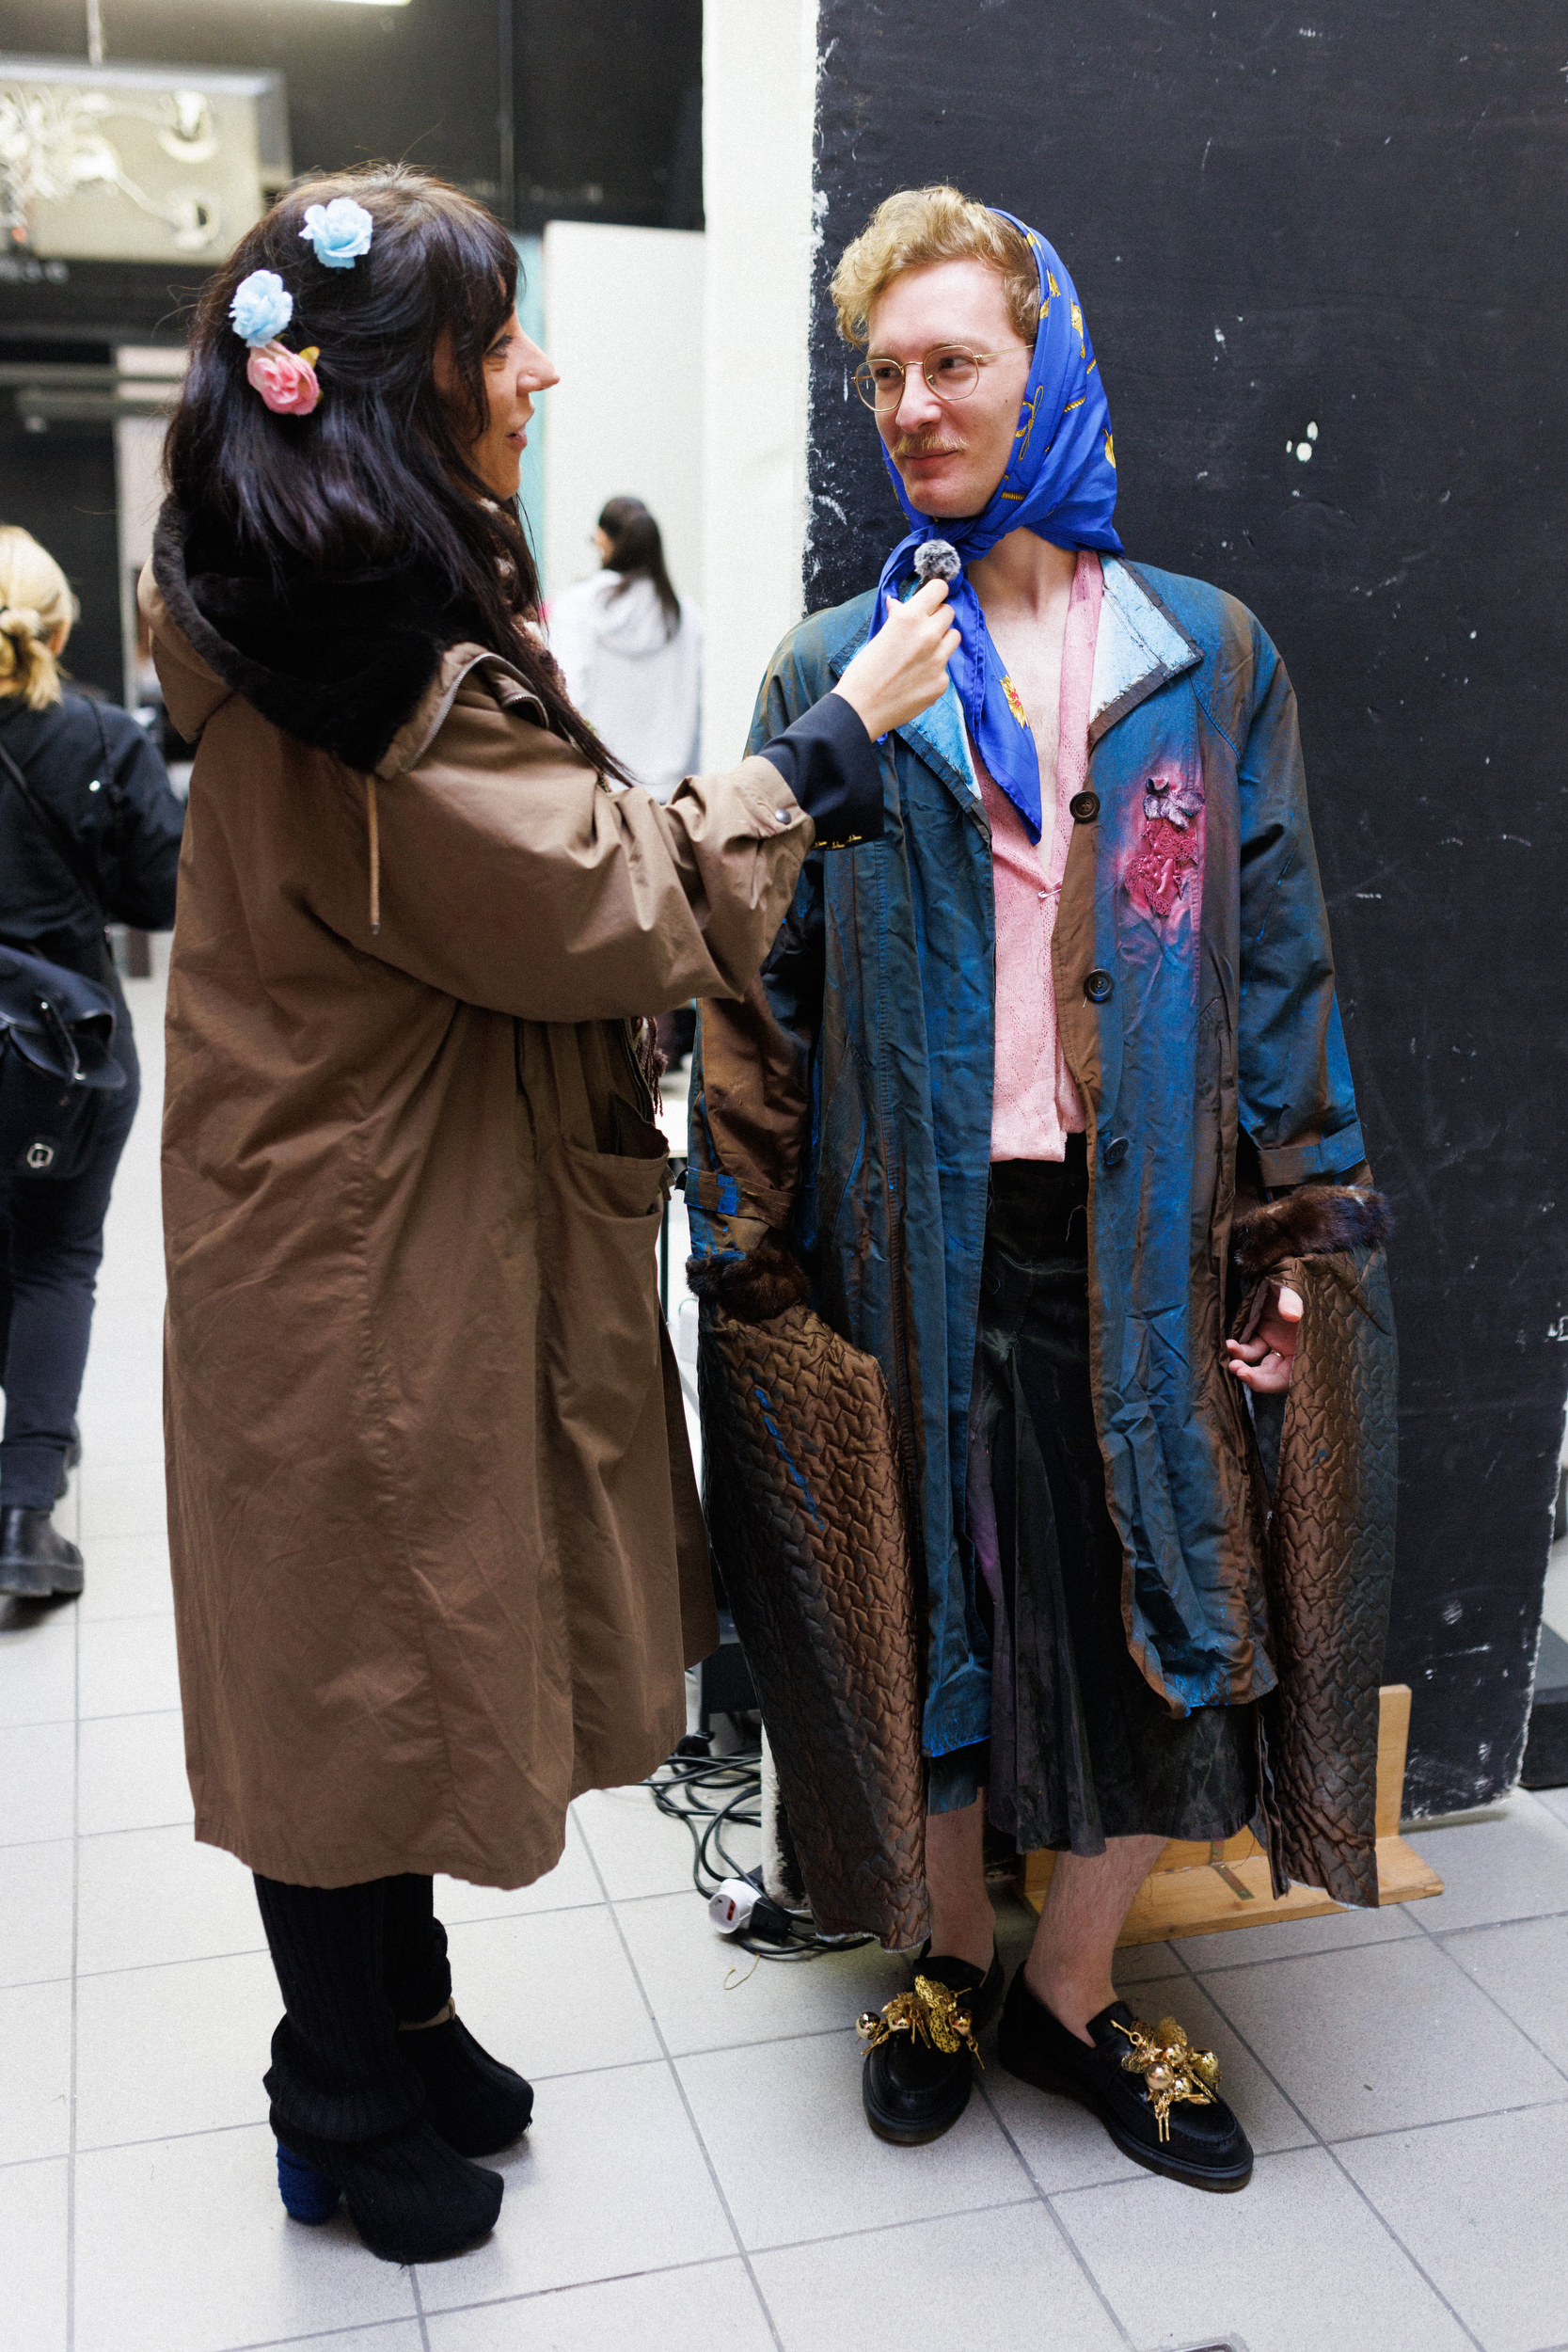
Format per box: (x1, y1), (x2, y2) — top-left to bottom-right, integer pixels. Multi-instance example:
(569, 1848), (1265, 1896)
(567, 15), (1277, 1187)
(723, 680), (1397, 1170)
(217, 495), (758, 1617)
(688, 187), (1389, 2186)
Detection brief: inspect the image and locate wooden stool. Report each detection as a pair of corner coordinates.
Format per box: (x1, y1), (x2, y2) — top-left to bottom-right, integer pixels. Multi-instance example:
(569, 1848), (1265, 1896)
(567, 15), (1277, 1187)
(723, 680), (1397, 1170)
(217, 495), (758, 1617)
(1019, 1683), (1442, 1944)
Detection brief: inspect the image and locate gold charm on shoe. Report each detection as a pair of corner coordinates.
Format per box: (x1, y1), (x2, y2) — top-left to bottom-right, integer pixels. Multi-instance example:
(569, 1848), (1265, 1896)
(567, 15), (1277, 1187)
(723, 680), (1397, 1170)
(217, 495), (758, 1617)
(1112, 2014), (1220, 2142)
(857, 1977), (982, 2065)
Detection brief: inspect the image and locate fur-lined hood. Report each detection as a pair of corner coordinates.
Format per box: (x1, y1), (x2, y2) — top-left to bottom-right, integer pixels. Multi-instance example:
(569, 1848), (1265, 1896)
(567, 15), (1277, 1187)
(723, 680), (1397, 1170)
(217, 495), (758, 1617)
(150, 501), (491, 774)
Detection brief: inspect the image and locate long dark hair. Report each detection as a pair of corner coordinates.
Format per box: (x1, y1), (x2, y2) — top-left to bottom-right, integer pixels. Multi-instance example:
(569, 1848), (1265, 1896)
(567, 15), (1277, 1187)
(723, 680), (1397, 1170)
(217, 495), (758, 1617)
(598, 497), (680, 641)
(165, 164), (624, 778)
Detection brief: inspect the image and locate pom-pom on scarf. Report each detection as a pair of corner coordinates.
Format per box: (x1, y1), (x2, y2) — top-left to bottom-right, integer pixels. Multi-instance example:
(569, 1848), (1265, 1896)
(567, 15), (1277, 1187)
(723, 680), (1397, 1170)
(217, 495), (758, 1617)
(865, 214), (1121, 841)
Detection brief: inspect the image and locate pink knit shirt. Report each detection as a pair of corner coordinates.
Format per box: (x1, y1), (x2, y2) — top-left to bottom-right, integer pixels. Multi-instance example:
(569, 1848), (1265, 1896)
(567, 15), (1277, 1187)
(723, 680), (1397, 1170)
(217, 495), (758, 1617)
(975, 548), (1102, 1161)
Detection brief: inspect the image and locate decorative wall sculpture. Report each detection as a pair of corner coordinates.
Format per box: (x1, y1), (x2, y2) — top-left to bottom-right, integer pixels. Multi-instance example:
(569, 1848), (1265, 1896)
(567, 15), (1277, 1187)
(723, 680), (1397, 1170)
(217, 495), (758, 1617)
(0, 57), (287, 264)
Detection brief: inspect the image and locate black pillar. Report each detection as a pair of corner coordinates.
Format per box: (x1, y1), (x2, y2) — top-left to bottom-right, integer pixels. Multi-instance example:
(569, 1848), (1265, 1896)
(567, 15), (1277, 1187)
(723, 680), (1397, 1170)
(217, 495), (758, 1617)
(806, 2), (1568, 1815)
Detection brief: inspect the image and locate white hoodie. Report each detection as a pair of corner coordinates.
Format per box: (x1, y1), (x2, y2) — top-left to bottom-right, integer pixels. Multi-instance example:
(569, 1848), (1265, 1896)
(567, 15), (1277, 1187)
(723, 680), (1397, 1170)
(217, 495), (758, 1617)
(547, 570), (703, 802)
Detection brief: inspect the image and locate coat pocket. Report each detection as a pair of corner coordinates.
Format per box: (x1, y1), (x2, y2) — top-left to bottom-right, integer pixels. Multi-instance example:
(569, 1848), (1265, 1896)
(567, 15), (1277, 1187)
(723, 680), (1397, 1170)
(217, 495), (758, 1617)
(541, 1132), (669, 1452)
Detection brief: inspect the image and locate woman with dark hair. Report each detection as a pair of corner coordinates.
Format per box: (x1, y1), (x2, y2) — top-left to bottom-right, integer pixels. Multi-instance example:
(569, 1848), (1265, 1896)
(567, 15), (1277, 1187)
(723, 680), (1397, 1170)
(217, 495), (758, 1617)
(549, 496), (702, 801)
(144, 163), (955, 2265)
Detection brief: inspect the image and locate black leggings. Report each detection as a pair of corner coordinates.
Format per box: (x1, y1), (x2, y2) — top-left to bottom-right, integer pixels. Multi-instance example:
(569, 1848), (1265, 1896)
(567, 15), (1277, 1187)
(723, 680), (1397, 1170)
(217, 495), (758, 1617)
(0, 1079), (138, 1508)
(254, 1873), (453, 2145)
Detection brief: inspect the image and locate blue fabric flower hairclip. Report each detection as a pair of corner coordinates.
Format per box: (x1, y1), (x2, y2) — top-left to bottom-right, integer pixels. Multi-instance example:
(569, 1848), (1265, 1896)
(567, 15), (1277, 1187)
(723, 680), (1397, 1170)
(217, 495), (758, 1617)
(300, 197), (374, 271)
(230, 269), (293, 348)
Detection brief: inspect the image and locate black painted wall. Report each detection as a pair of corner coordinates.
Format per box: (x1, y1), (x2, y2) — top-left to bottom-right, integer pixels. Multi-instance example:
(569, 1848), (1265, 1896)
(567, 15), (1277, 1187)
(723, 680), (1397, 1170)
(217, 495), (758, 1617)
(0, 358), (120, 701)
(808, 2), (1567, 1814)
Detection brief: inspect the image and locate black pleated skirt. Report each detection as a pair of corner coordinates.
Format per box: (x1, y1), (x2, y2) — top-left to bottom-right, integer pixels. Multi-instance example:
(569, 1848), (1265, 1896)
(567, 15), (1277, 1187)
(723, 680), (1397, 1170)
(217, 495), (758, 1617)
(958, 1143), (1256, 1856)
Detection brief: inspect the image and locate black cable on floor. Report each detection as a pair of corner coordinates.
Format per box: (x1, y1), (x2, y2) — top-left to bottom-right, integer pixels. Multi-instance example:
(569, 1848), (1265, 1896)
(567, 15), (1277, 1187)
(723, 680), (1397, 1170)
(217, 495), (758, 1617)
(643, 1737), (875, 1962)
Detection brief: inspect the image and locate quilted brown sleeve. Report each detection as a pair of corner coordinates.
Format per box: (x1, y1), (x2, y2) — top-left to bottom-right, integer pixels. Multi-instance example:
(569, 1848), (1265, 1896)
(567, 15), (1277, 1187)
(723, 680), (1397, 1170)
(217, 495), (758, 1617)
(698, 1299), (929, 1948)
(1246, 1241), (1399, 1907)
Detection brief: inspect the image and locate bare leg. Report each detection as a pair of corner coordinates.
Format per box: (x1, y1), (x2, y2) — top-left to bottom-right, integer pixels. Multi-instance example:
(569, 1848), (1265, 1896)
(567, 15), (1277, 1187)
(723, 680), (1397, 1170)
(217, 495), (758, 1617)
(923, 1795), (995, 1971)
(1021, 1836), (1164, 2042)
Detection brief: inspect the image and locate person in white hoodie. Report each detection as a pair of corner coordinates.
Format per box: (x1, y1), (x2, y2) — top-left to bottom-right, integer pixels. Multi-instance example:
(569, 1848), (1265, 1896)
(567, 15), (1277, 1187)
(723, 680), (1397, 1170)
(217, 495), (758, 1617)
(548, 497), (702, 802)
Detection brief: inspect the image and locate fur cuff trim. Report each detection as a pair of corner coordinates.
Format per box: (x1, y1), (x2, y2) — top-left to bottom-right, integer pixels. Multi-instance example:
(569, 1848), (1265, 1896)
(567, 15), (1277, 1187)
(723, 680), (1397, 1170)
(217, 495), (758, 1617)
(687, 1232), (811, 1323)
(1232, 1185), (1392, 1279)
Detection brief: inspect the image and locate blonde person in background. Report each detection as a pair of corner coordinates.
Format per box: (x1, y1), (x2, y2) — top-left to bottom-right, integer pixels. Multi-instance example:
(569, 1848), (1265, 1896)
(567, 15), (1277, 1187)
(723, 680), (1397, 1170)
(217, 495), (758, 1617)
(0, 526), (183, 1599)
(548, 497), (702, 801)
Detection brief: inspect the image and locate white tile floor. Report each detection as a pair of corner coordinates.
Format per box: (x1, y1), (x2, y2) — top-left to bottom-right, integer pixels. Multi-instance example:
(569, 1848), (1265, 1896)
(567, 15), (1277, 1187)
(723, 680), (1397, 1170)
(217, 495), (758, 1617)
(5, 953), (1568, 2352)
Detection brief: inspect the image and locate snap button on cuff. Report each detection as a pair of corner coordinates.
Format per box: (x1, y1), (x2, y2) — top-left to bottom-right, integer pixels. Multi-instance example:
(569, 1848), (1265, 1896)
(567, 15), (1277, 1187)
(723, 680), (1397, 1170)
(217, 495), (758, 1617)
(1084, 967), (1115, 1003)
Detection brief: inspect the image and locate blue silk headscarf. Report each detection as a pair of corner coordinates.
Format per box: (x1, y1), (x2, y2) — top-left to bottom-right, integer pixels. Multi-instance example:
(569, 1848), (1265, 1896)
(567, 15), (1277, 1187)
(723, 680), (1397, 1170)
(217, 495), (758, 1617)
(865, 213), (1121, 842)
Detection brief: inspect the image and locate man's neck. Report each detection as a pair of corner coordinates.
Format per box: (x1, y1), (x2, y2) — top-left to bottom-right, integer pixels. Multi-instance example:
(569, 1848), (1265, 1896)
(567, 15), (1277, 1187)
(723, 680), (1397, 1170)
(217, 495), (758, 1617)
(965, 525), (1078, 625)
(958, 528), (1080, 797)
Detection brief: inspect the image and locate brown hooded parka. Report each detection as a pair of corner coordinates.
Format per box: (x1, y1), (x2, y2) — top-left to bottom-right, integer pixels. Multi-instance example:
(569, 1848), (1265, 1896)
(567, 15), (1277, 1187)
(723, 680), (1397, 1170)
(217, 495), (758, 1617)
(143, 512), (813, 1891)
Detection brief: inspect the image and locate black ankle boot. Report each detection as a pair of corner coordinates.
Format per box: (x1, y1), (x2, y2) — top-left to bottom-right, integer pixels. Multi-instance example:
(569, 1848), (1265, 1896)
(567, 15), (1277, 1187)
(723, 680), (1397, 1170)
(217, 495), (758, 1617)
(998, 1974), (1253, 2192)
(0, 1507), (84, 1599)
(859, 1946), (1005, 2145)
(272, 2107), (502, 2262)
(399, 2003), (533, 2157)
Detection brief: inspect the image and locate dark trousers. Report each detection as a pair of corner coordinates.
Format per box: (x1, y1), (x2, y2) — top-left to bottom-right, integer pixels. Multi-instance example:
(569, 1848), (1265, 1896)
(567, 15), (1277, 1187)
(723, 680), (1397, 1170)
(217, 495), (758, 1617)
(967, 1148), (1257, 1856)
(253, 1873), (453, 2144)
(0, 1079), (138, 1509)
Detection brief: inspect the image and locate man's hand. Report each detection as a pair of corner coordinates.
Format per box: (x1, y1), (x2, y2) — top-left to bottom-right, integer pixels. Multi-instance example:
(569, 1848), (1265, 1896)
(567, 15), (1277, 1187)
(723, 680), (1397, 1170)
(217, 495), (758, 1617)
(832, 577), (960, 740)
(1225, 1281), (1303, 1394)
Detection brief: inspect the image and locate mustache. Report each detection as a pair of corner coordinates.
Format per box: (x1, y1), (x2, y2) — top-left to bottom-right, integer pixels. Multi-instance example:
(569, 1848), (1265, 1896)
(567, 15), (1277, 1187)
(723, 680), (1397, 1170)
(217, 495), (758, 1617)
(892, 433), (964, 461)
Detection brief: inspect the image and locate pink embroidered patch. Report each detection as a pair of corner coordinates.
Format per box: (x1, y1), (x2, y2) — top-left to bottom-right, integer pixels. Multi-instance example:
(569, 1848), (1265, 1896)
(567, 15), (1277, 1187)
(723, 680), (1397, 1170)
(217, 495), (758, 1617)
(1125, 774), (1204, 921)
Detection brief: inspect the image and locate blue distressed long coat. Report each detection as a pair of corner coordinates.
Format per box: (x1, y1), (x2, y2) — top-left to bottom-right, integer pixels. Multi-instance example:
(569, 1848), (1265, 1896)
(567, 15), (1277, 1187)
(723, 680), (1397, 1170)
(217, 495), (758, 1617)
(687, 556), (1369, 1766)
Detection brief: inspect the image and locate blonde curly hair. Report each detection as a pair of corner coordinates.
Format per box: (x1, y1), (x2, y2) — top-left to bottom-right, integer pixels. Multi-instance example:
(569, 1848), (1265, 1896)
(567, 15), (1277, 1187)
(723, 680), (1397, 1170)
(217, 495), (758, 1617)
(829, 184), (1040, 350)
(0, 525), (77, 710)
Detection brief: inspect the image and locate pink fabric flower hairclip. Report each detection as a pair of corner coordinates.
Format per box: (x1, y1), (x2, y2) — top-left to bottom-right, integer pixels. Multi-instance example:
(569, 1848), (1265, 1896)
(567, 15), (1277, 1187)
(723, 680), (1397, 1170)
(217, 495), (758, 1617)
(245, 342), (321, 417)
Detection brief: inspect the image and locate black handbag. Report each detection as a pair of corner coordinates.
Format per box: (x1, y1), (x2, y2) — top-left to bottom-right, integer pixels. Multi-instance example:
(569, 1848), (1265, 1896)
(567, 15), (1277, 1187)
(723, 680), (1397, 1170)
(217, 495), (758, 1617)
(0, 725), (128, 1181)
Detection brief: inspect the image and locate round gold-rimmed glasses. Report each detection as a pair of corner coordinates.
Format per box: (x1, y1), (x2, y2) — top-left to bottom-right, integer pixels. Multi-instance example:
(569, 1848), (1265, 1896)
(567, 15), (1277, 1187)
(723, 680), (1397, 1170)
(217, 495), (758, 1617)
(851, 345), (1028, 412)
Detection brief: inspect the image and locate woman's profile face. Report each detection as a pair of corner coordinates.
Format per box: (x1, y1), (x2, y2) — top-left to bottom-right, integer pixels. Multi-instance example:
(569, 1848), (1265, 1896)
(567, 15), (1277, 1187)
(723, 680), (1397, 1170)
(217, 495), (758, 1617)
(435, 308), (558, 501)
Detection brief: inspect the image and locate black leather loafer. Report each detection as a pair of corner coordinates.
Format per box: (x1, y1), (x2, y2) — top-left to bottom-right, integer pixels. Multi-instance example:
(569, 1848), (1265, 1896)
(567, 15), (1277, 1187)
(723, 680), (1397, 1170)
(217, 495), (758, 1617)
(0, 1507), (84, 1600)
(998, 1975), (1253, 2192)
(860, 1946), (1005, 2146)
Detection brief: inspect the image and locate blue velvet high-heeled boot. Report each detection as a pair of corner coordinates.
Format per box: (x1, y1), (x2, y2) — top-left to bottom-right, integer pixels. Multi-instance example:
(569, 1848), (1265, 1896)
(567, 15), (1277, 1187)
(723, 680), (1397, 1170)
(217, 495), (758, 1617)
(255, 1873), (503, 2263)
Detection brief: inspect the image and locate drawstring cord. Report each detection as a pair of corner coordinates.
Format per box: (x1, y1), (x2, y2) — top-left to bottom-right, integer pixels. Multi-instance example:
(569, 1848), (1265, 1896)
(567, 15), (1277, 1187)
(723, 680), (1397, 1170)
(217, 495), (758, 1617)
(365, 776), (381, 935)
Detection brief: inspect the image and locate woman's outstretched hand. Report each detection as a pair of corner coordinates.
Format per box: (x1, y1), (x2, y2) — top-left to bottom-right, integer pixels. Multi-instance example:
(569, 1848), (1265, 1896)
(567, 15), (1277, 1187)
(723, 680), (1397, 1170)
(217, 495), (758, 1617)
(1225, 1281), (1304, 1393)
(832, 578), (960, 740)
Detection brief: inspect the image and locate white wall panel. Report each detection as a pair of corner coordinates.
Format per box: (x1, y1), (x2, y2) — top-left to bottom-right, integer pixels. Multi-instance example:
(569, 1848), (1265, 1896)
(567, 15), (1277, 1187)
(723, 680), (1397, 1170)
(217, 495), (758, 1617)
(540, 222), (705, 616)
(700, 0), (819, 767)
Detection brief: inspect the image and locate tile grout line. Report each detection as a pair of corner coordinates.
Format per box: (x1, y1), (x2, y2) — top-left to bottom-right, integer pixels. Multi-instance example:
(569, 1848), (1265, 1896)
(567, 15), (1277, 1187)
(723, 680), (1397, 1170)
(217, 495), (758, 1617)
(67, 1486), (82, 2352)
(401, 2251), (783, 2334)
(406, 2257), (433, 2352)
(1414, 1928), (1568, 2090)
(176, 2316), (434, 2352)
(1314, 2140), (1488, 2351)
(970, 2072), (1137, 2349)
(1206, 1898), (1568, 2095)
(1194, 1953), (1489, 2350)
(571, 1807), (788, 2352)
(1176, 1892), (1568, 1971)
